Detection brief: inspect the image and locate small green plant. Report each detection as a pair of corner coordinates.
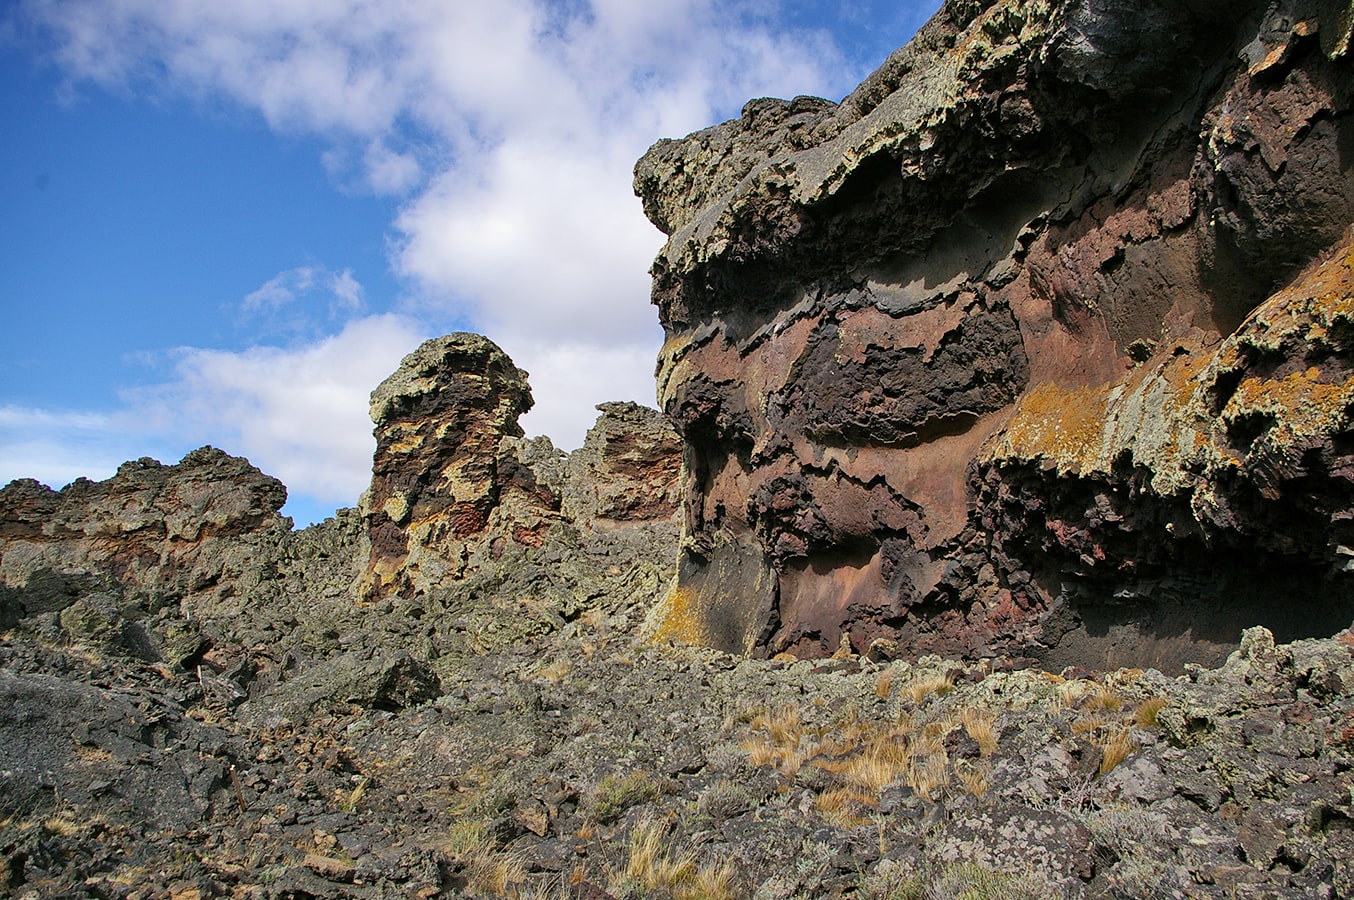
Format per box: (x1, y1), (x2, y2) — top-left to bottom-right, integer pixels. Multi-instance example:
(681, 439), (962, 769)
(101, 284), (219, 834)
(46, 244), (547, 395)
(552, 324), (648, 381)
(695, 779), (754, 821)
(589, 771), (660, 824)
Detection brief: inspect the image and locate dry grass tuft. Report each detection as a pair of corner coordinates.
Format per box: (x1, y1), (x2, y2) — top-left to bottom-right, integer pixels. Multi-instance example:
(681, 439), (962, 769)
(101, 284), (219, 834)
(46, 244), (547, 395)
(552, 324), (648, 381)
(843, 736), (909, 792)
(622, 820), (695, 888)
(1133, 696), (1168, 728)
(680, 860), (739, 900)
(1086, 682), (1125, 713)
(589, 771), (661, 823)
(875, 668), (895, 699)
(532, 658), (573, 684)
(1098, 727), (1133, 775)
(955, 759), (991, 798)
(815, 786), (877, 828)
(438, 819), (527, 896)
(960, 707), (999, 757)
(43, 815), (81, 837)
(906, 748), (949, 799)
(902, 673), (954, 706)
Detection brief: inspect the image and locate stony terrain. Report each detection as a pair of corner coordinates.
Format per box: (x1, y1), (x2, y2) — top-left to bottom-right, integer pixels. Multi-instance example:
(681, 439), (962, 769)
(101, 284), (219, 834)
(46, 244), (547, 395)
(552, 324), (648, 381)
(6, 0), (1354, 897)
(1, 332), (1352, 899)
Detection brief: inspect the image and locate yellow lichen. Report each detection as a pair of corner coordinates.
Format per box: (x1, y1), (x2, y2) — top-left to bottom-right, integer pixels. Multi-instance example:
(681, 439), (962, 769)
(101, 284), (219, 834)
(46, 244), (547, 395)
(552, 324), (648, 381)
(994, 382), (1113, 467)
(647, 587), (708, 648)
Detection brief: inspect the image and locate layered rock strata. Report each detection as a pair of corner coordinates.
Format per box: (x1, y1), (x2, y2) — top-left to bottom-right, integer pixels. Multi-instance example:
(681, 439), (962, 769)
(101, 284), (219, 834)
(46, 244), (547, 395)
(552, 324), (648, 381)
(358, 335), (682, 601)
(0, 447), (290, 630)
(637, 0), (1354, 666)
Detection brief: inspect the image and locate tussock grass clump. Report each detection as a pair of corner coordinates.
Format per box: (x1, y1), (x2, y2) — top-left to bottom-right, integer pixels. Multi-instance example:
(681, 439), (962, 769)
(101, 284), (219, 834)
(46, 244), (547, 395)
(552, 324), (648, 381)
(876, 668), (896, 699)
(960, 707), (999, 757)
(438, 819), (527, 897)
(589, 771), (661, 824)
(815, 785), (877, 828)
(902, 672), (955, 706)
(611, 819), (740, 900)
(741, 704), (810, 777)
(1097, 727), (1133, 775)
(1133, 696), (1169, 727)
(955, 759), (992, 798)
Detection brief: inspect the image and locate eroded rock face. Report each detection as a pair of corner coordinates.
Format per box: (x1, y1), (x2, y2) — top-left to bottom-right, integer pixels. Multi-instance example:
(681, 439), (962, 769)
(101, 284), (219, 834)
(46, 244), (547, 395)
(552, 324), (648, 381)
(360, 333), (535, 599)
(637, 0), (1354, 666)
(0, 446), (289, 626)
(359, 335), (683, 601)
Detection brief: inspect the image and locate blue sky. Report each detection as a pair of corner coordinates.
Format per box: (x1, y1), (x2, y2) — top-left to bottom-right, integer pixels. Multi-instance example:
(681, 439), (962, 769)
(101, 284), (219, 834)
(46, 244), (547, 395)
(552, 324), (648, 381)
(0, 0), (940, 527)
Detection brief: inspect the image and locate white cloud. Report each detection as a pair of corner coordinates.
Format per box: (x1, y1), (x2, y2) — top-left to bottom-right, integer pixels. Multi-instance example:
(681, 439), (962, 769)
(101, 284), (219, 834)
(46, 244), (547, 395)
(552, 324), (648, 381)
(14, 0), (938, 517)
(127, 314), (427, 507)
(0, 406), (139, 490)
(503, 335), (665, 451)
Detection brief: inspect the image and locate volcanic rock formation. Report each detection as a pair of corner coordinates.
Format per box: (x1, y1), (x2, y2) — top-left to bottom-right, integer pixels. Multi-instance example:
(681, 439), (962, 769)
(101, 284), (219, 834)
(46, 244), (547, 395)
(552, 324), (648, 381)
(358, 334), (682, 602)
(636, 0), (1354, 667)
(0, 447), (292, 658)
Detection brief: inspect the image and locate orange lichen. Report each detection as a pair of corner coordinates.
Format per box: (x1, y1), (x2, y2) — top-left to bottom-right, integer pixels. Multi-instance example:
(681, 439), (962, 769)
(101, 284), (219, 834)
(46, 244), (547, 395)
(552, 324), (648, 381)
(994, 381), (1113, 467)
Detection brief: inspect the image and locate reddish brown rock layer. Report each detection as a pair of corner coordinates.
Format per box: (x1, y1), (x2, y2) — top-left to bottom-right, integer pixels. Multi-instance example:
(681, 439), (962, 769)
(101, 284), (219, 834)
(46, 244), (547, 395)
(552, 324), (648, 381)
(637, 0), (1354, 667)
(359, 335), (683, 601)
(359, 333), (535, 599)
(0, 447), (289, 620)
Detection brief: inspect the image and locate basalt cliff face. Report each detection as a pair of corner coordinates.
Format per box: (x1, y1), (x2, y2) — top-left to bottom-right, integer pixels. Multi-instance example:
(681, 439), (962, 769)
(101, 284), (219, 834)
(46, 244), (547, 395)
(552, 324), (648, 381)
(636, 0), (1354, 668)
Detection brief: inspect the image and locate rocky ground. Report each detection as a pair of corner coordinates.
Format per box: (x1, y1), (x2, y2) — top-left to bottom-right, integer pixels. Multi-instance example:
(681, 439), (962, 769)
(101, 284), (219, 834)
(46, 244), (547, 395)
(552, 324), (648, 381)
(3, 532), (1354, 898)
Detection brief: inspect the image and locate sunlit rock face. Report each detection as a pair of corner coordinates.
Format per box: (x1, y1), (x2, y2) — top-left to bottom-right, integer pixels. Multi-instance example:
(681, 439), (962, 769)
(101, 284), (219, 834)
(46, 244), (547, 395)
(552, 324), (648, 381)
(359, 334), (684, 602)
(0, 447), (291, 626)
(359, 333), (536, 599)
(636, 0), (1354, 668)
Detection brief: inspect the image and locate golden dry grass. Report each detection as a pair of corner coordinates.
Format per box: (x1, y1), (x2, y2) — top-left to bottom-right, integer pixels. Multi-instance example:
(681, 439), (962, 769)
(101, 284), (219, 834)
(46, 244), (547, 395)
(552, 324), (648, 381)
(955, 759), (991, 798)
(43, 815), (81, 837)
(679, 860), (739, 900)
(815, 785), (878, 828)
(875, 668), (895, 699)
(906, 750), (949, 798)
(843, 736), (910, 792)
(438, 819), (528, 896)
(1133, 696), (1168, 727)
(1086, 682), (1125, 713)
(902, 672), (954, 706)
(1098, 728), (1133, 775)
(622, 820), (695, 888)
(960, 707), (999, 757)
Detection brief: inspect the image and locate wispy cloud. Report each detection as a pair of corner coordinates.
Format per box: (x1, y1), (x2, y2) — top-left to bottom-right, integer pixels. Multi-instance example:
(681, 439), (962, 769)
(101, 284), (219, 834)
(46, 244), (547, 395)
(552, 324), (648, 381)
(241, 265), (364, 315)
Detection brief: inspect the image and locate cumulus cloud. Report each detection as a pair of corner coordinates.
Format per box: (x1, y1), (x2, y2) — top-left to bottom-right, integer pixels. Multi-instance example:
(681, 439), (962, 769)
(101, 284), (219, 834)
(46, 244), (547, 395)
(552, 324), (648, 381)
(13, 0), (938, 517)
(126, 314), (427, 508)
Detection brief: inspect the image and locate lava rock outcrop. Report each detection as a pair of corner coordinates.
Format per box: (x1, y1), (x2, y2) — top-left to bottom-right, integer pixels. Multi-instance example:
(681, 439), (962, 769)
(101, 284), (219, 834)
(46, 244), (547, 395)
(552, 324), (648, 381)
(0, 447), (290, 632)
(358, 334), (682, 601)
(636, 0), (1354, 667)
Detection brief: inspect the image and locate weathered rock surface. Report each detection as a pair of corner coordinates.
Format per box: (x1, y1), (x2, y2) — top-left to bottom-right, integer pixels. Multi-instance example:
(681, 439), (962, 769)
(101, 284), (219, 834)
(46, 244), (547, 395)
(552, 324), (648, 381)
(360, 333), (536, 600)
(0, 447), (291, 647)
(637, 0), (1354, 666)
(358, 336), (683, 607)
